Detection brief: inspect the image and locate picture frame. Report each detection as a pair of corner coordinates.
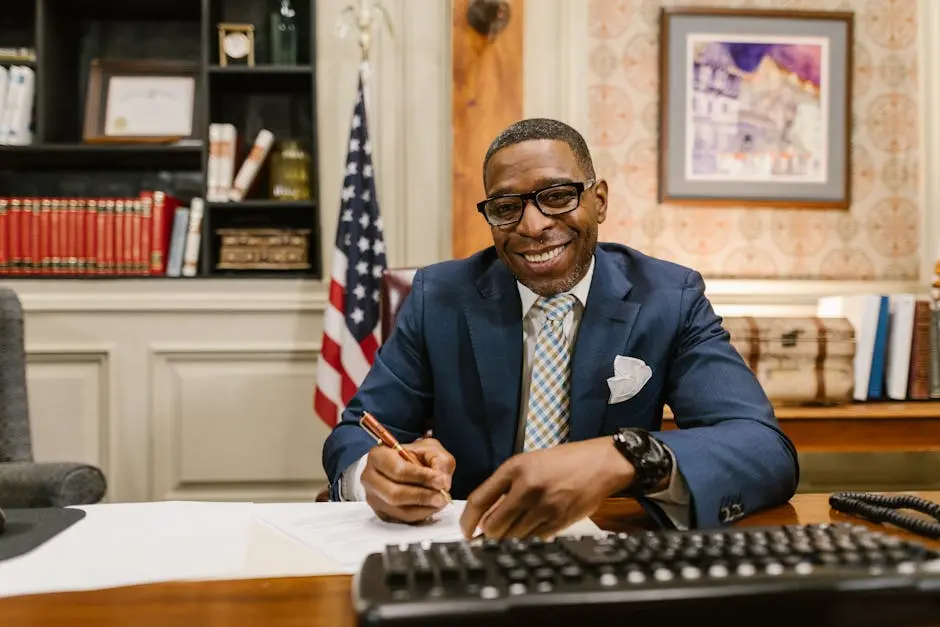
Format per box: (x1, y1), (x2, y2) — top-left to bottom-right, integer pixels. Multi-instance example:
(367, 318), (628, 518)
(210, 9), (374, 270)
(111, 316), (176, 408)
(658, 8), (854, 209)
(82, 59), (203, 144)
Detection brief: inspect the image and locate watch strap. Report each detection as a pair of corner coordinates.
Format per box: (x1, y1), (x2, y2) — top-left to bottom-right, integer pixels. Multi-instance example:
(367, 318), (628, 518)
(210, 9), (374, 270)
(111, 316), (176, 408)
(612, 428), (673, 496)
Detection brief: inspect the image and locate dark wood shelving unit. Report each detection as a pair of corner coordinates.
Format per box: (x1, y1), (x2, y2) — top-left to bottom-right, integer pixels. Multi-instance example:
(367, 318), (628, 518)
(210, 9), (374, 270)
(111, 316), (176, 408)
(0, 0), (319, 280)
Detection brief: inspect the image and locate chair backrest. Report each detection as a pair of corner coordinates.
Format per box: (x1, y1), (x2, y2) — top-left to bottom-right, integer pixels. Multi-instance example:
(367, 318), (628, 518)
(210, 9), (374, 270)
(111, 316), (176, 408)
(380, 268), (418, 343)
(0, 288), (33, 462)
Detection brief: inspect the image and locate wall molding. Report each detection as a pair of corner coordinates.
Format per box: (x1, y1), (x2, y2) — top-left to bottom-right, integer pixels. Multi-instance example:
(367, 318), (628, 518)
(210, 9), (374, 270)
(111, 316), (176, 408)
(24, 344), (114, 498)
(4, 279), (328, 313)
(149, 342), (322, 500)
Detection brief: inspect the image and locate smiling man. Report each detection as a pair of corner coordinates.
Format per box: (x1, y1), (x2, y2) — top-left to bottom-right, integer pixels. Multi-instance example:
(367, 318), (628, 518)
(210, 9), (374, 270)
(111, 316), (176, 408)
(321, 118), (799, 536)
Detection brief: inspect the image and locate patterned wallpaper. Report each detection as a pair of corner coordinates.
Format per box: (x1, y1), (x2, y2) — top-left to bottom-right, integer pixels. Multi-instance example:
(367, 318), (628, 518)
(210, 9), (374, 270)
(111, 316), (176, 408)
(586, 0), (921, 280)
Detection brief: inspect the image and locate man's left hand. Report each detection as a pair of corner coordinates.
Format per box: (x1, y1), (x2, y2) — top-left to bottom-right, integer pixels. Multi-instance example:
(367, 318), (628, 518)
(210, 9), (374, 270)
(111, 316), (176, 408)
(459, 437), (635, 539)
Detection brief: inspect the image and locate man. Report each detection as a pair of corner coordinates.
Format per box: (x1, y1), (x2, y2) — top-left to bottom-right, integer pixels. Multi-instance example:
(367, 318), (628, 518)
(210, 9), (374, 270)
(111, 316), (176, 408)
(322, 118), (799, 537)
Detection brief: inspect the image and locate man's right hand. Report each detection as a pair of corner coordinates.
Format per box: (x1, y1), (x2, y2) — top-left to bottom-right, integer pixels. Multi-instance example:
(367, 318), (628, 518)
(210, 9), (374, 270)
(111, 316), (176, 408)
(361, 438), (456, 523)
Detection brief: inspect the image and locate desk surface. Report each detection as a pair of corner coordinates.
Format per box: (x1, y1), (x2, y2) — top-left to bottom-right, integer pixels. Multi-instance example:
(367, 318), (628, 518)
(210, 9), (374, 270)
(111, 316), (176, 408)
(1, 491), (937, 627)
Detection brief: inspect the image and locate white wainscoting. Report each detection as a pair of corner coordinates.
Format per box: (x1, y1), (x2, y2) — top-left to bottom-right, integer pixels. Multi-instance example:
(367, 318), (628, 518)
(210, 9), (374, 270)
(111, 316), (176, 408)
(8, 281), (331, 503)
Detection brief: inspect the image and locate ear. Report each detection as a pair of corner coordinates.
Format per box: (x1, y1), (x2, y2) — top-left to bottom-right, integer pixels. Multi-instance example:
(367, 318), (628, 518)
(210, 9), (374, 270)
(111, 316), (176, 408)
(592, 178), (609, 224)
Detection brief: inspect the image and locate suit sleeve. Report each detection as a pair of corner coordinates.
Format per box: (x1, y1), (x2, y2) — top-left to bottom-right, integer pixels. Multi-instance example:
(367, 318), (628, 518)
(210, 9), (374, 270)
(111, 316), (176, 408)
(321, 269), (434, 500)
(645, 270), (800, 528)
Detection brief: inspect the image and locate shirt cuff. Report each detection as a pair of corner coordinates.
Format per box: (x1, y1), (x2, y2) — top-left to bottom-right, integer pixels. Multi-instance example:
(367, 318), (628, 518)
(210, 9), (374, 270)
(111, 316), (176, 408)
(339, 454), (369, 501)
(645, 445), (691, 530)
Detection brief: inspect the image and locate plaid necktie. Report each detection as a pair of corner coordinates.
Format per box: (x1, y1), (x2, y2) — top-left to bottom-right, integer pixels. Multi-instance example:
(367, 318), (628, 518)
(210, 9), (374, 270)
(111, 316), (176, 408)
(523, 293), (577, 451)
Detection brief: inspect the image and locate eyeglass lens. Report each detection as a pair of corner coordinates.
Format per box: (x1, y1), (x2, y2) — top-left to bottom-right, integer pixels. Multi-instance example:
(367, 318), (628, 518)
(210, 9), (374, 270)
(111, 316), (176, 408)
(484, 184), (581, 225)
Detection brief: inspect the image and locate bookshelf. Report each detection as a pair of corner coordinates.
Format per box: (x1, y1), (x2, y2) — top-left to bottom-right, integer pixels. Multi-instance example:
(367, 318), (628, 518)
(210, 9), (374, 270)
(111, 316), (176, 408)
(0, 0), (320, 279)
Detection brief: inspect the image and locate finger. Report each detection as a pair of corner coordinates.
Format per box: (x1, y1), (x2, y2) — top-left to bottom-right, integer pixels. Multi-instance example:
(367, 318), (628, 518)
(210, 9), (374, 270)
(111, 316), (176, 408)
(477, 487), (535, 539)
(365, 465), (450, 510)
(410, 442), (456, 479)
(372, 446), (448, 491)
(460, 469), (514, 538)
(366, 492), (442, 524)
(499, 505), (552, 539)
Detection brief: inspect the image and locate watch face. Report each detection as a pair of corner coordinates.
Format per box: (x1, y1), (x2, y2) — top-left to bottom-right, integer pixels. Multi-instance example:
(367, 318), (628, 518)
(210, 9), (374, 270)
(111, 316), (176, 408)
(622, 431), (643, 447)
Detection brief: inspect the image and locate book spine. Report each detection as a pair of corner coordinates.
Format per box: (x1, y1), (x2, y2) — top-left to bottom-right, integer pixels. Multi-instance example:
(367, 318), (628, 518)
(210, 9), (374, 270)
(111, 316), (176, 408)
(229, 129), (274, 201)
(908, 300), (931, 399)
(0, 197), (6, 273)
(181, 197), (204, 277)
(138, 192), (152, 276)
(39, 197), (52, 274)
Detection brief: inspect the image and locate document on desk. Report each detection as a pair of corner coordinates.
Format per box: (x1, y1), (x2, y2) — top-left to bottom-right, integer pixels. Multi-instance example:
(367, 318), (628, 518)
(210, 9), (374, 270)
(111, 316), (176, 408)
(0, 501), (252, 598)
(252, 500), (603, 573)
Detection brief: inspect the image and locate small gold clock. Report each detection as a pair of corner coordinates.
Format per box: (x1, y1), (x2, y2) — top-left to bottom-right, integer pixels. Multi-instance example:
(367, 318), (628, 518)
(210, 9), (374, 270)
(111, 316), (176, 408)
(218, 23), (255, 67)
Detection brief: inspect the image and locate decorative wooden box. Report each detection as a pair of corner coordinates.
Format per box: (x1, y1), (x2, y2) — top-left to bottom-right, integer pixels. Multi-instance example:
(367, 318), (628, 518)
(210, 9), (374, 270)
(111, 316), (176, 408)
(216, 228), (311, 271)
(723, 316), (856, 406)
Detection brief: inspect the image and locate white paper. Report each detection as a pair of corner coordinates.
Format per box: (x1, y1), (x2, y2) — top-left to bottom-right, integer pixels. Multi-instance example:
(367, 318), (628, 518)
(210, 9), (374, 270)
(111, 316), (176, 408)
(0, 501), (252, 598)
(252, 500), (603, 573)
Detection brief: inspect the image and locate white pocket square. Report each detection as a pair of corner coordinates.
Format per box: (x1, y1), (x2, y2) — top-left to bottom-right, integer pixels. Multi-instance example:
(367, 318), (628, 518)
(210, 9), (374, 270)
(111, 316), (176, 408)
(607, 355), (652, 404)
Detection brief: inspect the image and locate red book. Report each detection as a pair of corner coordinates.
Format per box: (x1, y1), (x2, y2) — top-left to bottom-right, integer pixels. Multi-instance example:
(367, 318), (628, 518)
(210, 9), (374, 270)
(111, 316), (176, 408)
(148, 191), (181, 275)
(0, 197), (7, 273)
(85, 199), (97, 275)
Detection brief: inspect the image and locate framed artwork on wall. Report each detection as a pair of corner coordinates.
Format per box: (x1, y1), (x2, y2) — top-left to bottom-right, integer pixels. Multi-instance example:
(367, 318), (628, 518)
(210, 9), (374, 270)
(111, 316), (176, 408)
(658, 7), (854, 209)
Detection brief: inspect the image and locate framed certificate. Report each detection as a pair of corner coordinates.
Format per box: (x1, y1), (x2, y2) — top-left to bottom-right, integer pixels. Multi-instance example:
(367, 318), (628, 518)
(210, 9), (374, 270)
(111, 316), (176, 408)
(83, 59), (203, 144)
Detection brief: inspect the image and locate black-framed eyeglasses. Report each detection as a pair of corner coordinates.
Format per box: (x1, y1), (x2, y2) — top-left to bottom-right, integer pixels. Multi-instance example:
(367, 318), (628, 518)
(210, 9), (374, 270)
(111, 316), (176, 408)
(476, 180), (595, 227)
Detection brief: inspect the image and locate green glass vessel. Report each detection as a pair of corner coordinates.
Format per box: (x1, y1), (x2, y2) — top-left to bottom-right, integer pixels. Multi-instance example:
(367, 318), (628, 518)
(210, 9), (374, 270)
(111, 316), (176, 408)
(270, 0), (298, 65)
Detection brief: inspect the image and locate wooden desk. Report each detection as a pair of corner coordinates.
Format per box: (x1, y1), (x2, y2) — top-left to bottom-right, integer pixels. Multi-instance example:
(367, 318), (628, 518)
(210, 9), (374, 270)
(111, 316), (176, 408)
(1, 492), (937, 627)
(664, 401), (940, 453)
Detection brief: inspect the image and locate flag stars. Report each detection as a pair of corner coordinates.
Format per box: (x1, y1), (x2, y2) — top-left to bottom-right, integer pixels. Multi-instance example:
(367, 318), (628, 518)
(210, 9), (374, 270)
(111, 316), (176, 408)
(341, 209), (353, 222)
(364, 140), (372, 155)
(358, 237), (371, 252)
(373, 240), (385, 255)
(372, 289), (380, 302)
(371, 265), (382, 279)
(356, 261), (368, 275)
(350, 308), (364, 324)
(363, 165), (372, 178)
(349, 138), (360, 152)
(359, 214), (370, 228)
(342, 186), (355, 202)
(353, 284), (366, 300)
(352, 115), (361, 129)
(346, 162), (358, 175)
(361, 190), (371, 202)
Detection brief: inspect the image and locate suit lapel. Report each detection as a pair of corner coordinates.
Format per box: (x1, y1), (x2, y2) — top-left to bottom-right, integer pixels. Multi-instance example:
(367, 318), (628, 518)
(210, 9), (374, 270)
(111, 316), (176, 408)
(466, 261), (523, 466)
(569, 249), (641, 442)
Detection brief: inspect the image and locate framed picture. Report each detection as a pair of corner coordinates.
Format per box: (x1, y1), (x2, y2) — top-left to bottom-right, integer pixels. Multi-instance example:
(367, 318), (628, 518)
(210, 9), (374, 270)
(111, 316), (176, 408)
(658, 8), (854, 208)
(83, 59), (203, 144)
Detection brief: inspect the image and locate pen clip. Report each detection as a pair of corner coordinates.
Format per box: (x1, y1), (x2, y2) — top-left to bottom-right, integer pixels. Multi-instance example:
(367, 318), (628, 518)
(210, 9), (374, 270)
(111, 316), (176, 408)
(358, 416), (382, 444)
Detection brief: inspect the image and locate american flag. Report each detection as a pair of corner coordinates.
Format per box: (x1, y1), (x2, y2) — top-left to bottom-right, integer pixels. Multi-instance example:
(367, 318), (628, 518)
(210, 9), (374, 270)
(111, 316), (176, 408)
(314, 71), (387, 428)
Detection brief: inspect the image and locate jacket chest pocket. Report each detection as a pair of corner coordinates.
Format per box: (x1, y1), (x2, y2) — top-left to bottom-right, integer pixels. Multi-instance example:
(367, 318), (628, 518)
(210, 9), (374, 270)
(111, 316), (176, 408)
(600, 373), (664, 433)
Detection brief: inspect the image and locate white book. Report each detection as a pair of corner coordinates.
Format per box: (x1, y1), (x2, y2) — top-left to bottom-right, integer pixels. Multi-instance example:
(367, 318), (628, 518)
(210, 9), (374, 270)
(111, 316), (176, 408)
(0, 66), (8, 141)
(218, 123), (237, 197)
(817, 294), (883, 401)
(181, 197), (204, 277)
(0, 65), (21, 144)
(229, 129), (274, 201)
(885, 294), (917, 400)
(8, 65), (34, 145)
(207, 124), (224, 200)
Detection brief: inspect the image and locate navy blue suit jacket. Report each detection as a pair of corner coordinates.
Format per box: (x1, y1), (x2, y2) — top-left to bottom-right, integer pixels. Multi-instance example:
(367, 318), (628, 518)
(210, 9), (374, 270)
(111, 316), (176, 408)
(322, 243), (799, 528)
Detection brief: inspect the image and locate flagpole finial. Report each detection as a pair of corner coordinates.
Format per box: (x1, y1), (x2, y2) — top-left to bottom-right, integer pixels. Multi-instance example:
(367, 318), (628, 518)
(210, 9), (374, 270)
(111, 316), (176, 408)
(337, 0), (394, 62)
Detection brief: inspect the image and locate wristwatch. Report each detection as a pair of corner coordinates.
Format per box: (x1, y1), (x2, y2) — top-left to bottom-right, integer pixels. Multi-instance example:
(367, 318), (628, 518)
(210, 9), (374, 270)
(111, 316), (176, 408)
(612, 428), (673, 496)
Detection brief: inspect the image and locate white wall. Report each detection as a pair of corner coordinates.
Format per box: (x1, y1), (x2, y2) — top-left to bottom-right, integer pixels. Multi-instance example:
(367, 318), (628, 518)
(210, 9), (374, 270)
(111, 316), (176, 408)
(4, 0), (938, 503)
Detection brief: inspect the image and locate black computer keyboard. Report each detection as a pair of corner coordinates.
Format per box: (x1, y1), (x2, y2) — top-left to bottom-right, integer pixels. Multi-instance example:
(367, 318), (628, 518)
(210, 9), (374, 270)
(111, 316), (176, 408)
(353, 523), (940, 627)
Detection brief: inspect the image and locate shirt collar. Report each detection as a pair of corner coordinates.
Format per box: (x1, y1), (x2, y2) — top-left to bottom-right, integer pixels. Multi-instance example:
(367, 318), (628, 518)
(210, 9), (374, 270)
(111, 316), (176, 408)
(517, 255), (595, 317)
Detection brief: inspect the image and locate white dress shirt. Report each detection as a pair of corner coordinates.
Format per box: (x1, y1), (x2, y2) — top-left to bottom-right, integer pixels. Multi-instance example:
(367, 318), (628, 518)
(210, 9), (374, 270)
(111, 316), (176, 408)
(340, 256), (691, 529)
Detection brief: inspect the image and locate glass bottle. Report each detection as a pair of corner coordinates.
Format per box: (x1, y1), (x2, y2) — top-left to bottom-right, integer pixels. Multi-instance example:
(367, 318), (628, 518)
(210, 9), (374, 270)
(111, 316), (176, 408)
(269, 140), (311, 201)
(270, 0), (298, 65)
